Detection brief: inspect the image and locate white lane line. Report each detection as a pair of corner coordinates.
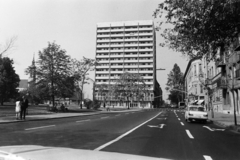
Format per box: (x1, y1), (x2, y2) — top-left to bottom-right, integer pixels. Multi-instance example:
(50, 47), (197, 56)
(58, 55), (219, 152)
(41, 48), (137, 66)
(203, 126), (214, 131)
(25, 125), (55, 131)
(203, 155), (213, 160)
(76, 119), (90, 123)
(186, 130), (194, 139)
(178, 118), (180, 121)
(101, 116), (109, 119)
(180, 122), (184, 126)
(94, 111), (162, 151)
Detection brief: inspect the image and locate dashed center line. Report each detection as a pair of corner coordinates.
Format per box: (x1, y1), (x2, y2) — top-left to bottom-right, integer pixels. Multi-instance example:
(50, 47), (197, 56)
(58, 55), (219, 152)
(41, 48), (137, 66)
(25, 125), (55, 131)
(186, 130), (194, 139)
(180, 122), (184, 126)
(101, 116), (109, 119)
(203, 155), (213, 160)
(76, 119), (90, 123)
(178, 118), (180, 121)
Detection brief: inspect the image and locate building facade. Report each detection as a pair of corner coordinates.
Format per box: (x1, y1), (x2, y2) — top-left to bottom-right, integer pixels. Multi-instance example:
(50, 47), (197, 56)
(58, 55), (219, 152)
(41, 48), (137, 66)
(184, 57), (206, 105)
(94, 20), (161, 108)
(183, 33), (240, 115)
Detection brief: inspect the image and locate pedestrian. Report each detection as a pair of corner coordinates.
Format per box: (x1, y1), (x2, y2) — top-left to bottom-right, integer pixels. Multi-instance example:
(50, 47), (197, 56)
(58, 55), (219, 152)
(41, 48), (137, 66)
(15, 98), (21, 120)
(20, 96), (29, 120)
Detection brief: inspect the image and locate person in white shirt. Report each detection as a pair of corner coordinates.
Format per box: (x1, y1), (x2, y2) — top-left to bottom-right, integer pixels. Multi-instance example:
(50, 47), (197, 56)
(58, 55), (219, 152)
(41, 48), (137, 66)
(15, 98), (22, 120)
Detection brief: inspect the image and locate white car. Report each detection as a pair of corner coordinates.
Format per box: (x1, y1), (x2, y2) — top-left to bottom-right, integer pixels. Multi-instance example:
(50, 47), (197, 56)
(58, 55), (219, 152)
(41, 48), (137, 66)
(185, 105), (208, 123)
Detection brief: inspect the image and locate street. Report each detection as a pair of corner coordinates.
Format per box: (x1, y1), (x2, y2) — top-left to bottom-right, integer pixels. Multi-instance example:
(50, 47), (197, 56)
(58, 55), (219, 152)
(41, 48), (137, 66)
(0, 108), (240, 160)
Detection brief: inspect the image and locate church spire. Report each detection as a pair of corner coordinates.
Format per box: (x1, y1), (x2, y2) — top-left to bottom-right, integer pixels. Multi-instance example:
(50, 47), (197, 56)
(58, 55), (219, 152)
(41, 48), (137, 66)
(32, 53), (35, 66)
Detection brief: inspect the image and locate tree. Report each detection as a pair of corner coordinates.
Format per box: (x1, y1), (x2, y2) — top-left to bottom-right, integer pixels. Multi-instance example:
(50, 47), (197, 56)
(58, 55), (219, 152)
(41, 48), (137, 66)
(95, 83), (108, 107)
(0, 57), (20, 105)
(71, 57), (98, 109)
(112, 72), (149, 109)
(153, 0), (240, 58)
(166, 64), (184, 104)
(26, 42), (72, 107)
(0, 36), (17, 58)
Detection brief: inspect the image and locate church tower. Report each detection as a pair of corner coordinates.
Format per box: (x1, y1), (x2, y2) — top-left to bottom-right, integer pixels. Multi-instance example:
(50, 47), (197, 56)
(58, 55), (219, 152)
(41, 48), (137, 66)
(28, 54), (36, 87)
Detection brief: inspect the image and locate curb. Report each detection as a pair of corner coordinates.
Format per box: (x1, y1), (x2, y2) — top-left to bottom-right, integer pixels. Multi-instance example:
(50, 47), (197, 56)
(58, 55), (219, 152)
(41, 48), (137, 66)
(0, 112), (104, 124)
(0, 109), (143, 124)
(210, 120), (240, 133)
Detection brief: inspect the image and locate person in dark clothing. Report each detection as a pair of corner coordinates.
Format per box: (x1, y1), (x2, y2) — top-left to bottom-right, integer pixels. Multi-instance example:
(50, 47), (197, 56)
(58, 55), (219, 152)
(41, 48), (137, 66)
(20, 96), (29, 120)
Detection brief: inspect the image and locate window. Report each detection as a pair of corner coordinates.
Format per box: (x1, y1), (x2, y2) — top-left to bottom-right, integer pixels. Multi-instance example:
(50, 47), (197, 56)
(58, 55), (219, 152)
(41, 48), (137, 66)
(194, 65), (196, 76)
(199, 64), (202, 73)
(200, 85), (203, 93)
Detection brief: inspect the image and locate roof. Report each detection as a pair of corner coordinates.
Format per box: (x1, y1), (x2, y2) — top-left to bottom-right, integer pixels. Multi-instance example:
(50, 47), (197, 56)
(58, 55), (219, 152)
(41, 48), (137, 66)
(18, 79), (28, 89)
(183, 57), (202, 80)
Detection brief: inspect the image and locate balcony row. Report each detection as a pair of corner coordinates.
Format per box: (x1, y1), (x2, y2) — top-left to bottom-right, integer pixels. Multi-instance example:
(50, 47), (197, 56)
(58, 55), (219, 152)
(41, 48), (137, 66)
(97, 37), (153, 42)
(97, 27), (153, 33)
(97, 43), (153, 48)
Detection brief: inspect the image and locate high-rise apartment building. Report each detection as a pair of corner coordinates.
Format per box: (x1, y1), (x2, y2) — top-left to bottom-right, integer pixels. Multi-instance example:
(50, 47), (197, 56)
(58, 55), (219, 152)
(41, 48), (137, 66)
(94, 20), (161, 108)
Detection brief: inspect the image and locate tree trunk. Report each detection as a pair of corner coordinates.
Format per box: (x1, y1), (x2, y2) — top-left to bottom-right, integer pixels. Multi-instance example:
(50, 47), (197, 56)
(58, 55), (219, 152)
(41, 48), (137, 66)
(80, 89), (83, 109)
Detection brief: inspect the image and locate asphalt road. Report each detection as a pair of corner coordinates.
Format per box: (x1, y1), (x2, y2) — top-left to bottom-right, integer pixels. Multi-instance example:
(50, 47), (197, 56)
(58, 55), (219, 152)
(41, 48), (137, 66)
(0, 108), (240, 160)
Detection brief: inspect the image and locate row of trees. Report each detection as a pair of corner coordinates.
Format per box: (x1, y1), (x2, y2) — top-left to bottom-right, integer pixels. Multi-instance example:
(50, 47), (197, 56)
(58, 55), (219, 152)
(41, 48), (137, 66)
(95, 72), (150, 109)
(25, 42), (97, 108)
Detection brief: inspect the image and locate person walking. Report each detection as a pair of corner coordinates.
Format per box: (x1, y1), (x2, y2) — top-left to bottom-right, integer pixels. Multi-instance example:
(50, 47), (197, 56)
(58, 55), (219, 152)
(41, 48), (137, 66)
(15, 98), (21, 120)
(20, 96), (29, 120)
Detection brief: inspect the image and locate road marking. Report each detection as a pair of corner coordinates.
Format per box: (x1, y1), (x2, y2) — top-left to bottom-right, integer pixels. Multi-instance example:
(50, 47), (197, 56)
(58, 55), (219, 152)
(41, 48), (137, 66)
(94, 111), (162, 151)
(178, 118), (180, 121)
(180, 122), (184, 126)
(203, 126), (214, 131)
(186, 130), (194, 139)
(101, 116), (109, 119)
(25, 125), (55, 131)
(203, 126), (225, 131)
(157, 118), (167, 120)
(203, 155), (213, 160)
(148, 124), (166, 129)
(76, 119), (90, 123)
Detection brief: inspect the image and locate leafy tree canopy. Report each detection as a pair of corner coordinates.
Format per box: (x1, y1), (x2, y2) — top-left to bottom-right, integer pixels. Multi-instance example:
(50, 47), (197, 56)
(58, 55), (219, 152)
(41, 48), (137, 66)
(113, 72), (149, 104)
(26, 42), (73, 106)
(166, 64), (184, 104)
(0, 57), (20, 105)
(154, 0), (240, 58)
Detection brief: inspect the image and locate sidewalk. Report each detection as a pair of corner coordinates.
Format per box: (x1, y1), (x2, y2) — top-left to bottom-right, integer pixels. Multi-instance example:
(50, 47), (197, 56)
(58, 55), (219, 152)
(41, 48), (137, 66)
(0, 105), (143, 124)
(208, 111), (240, 133)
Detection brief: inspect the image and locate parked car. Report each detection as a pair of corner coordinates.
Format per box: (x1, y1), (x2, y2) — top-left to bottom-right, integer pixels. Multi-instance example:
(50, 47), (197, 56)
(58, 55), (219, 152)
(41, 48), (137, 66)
(185, 105), (208, 123)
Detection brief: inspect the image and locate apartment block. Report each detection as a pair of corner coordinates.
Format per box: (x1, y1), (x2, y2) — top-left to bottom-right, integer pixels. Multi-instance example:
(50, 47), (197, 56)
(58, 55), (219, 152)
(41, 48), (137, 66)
(94, 20), (161, 108)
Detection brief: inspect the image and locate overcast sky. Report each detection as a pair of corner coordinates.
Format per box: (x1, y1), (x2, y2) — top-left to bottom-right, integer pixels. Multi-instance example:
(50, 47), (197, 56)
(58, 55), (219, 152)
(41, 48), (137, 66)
(0, 0), (188, 101)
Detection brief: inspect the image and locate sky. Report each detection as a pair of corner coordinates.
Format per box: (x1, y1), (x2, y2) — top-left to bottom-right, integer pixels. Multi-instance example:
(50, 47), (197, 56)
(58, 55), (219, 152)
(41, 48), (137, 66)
(0, 0), (188, 101)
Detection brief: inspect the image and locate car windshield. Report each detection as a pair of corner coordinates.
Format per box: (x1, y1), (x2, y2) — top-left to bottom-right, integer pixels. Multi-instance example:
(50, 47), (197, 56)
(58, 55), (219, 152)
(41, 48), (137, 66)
(189, 107), (204, 111)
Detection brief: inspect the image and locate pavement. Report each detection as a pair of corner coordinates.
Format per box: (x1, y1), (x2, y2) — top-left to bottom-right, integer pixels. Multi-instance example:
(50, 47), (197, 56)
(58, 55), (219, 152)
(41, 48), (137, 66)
(0, 104), (143, 124)
(207, 111), (240, 133)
